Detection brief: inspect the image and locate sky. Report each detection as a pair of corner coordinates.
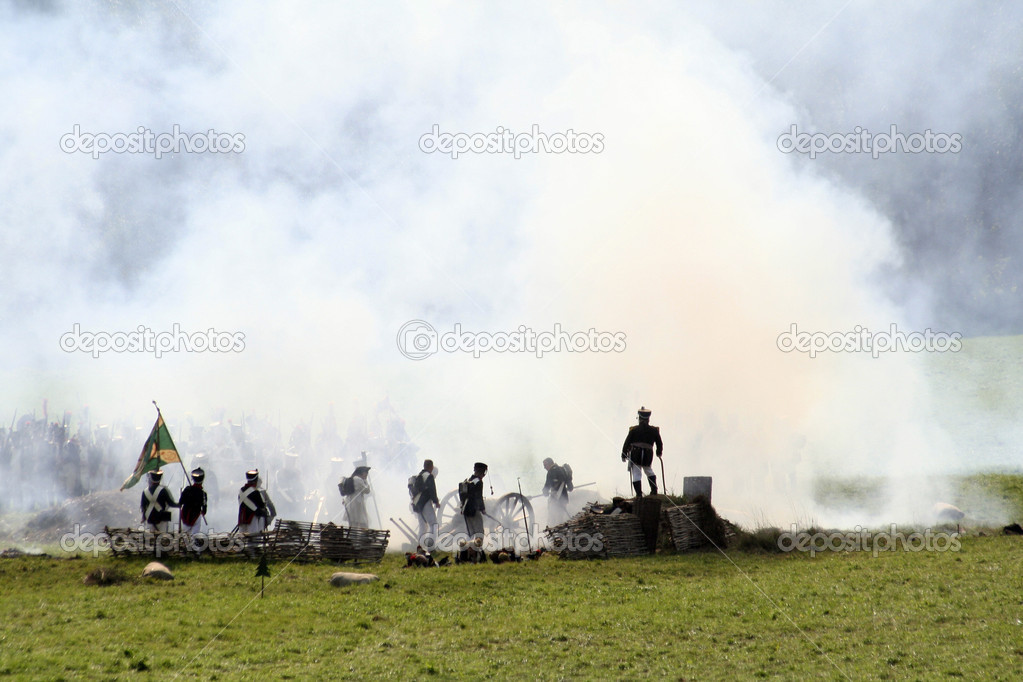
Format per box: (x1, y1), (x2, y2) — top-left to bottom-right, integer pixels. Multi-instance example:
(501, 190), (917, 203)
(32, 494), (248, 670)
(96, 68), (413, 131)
(1, 0), (1020, 528)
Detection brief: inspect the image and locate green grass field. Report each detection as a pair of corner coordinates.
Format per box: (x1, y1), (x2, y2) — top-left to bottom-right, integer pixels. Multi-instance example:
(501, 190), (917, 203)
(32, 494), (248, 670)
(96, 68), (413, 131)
(2, 531), (1022, 681)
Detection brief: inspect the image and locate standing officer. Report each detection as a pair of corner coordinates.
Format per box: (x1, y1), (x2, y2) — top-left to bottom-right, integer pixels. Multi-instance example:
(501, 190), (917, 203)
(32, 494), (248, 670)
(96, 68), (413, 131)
(621, 406), (663, 497)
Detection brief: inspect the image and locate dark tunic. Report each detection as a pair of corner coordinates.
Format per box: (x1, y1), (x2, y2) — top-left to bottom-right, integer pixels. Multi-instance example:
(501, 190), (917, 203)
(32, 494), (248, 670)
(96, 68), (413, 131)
(621, 423), (663, 467)
(543, 465), (571, 501)
(412, 469), (439, 513)
(460, 475), (485, 517)
(179, 484), (207, 526)
(140, 484), (178, 524)
(237, 483), (269, 525)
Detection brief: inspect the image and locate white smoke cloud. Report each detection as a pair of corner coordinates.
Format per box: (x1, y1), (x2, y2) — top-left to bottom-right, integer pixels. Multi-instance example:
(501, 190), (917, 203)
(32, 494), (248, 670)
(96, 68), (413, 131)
(0, 1), (1009, 530)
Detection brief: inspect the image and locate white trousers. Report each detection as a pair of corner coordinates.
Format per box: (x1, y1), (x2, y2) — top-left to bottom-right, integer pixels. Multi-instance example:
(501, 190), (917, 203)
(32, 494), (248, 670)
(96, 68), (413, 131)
(416, 504), (438, 550)
(630, 464), (655, 482)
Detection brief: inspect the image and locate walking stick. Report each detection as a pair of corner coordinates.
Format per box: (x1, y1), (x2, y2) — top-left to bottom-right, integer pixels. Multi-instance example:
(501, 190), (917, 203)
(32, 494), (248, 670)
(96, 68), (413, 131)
(659, 455), (666, 495)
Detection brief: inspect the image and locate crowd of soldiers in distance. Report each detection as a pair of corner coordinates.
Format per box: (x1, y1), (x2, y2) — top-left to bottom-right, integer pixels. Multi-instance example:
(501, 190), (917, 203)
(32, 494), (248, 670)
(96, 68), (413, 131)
(0, 399), (419, 517)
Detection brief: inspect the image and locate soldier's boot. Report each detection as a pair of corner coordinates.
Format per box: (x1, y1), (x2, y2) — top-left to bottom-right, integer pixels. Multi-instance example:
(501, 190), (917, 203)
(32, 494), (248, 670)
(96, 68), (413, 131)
(648, 475), (658, 496)
(633, 481), (643, 498)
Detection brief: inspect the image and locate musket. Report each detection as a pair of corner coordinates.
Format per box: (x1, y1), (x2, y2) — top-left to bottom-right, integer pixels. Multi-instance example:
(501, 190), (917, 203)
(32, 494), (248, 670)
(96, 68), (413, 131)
(525, 481), (597, 500)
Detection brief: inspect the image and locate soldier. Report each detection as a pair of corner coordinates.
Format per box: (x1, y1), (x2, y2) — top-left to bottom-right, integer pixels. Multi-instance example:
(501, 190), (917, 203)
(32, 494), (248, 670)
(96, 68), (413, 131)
(621, 406), (663, 497)
(410, 459), (440, 550)
(458, 462), (488, 564)
(179, 467), (208, 535)
(541, 457), (572, 525)
(237, 469), (276, 534)
(140, 469), (178, 532)
(340, 465), (371, 529)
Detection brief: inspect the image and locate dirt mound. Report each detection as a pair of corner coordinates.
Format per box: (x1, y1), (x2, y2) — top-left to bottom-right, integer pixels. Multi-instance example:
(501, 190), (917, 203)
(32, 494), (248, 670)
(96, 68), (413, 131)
(15, 490), (138, 544)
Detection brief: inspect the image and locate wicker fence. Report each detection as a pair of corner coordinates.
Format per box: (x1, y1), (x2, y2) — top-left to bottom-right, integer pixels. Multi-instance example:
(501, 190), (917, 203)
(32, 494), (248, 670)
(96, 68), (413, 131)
(101, 519), (388, 563)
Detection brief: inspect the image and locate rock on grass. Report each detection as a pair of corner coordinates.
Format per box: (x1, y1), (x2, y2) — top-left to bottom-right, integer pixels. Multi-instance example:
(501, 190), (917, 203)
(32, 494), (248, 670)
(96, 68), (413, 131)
(329, 571), (377, 587)
(141, 562), (173, 580)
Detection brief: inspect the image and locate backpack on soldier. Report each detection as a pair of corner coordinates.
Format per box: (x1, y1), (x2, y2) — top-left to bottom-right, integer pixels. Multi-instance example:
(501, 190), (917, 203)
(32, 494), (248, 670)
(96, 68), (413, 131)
(408, 473), (424, 501)
(458, 479), (474, 515)
(338, 476), (356, 496)
(562, 463), (574, 492)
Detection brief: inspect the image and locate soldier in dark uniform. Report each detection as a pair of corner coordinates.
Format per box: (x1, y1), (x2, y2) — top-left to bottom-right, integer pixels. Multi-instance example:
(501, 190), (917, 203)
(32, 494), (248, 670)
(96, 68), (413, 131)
(179, 467), (208, 535)
(621, 406), (663, 497)
(238, 469), (276, 534)
(541, 458), (571, 524)
(411, 459), (440, 551)
(459, 462), (487, 564)
(140, 470), (178, 532)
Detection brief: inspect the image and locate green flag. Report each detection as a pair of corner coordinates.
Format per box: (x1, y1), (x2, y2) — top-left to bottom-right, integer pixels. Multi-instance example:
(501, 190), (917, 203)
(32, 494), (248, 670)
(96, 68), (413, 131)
(120, 413), (181, 490)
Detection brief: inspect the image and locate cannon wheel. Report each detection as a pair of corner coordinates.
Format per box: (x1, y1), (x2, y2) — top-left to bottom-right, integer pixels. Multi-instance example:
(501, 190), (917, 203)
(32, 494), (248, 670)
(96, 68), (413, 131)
(488, 493), (534, 538)
(437, 490), (465, 535)
(436, 490), (535, 537)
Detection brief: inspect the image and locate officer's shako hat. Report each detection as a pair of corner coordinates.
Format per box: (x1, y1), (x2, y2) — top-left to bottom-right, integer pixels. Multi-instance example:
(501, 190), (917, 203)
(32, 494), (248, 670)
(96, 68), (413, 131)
(191, 467), (205, 483)
(353, 465), (371, 476)
(474, 462), (488, 472)
(149, 469), (164, 482)
(637, 406), (652, 420)
(245, 469), (259, 482)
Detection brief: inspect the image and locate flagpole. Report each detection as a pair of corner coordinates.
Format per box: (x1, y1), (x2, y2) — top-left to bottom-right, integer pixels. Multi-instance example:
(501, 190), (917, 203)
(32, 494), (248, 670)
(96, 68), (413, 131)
(155, 400), (191, 535)
(154, 401), (191, 482)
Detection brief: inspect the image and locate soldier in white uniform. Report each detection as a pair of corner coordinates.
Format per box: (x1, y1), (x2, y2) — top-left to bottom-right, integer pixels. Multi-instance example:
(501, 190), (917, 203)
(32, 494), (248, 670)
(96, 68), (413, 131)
(341, 465), (372, 529)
